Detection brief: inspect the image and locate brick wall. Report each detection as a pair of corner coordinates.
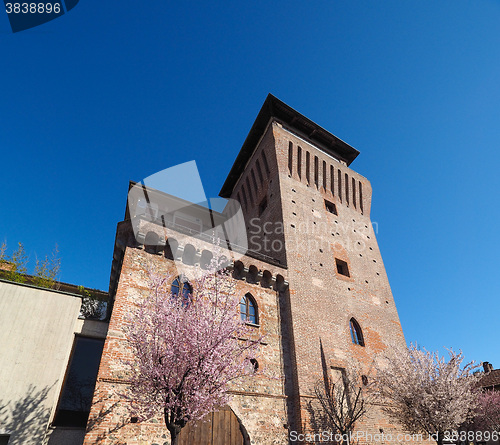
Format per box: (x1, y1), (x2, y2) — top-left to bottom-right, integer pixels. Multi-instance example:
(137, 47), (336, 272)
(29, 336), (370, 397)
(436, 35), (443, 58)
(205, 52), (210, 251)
(84, 228), (289, 444)
(85, 109), (417, 444)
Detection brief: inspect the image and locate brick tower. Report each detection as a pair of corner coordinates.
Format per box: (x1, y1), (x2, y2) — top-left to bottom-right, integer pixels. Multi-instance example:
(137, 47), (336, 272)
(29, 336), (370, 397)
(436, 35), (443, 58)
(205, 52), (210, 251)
(84, 95), (406, 445)
(218, 94), (406, 440)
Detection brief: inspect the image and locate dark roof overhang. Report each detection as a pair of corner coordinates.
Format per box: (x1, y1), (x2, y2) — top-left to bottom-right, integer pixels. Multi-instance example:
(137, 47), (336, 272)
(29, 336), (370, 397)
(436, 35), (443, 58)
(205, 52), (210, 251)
(219, 94), (359, 198)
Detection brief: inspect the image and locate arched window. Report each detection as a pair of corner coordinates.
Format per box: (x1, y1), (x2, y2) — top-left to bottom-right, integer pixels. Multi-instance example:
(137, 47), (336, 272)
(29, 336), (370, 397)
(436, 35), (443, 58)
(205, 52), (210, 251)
(171, 276), (192, 306)
(245, 358), (259, 374)
(240, 293), (258, 325)
(350, 318), (364, 346)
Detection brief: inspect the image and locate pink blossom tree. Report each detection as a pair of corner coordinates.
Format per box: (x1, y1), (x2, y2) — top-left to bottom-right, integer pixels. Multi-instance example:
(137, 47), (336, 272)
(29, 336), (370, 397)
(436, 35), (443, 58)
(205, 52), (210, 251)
(464, 390), (500, 438)
(373, 344), (480, 445)
(123, 258), (262, 445)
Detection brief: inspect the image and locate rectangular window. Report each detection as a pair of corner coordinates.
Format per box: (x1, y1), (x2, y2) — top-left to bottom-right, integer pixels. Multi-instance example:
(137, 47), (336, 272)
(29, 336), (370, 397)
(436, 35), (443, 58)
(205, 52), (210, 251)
(335, 259), (350, 277)
(53, 337), (105, 428)
(324, 200), (337, 215)
(0, 436), (10, 445)
(288, 142), (293, 174)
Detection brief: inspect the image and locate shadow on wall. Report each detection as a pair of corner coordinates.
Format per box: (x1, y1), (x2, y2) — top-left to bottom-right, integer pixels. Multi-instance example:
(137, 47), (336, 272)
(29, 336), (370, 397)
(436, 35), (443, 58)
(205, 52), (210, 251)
(306, 399), (333, 444)
(0, 384), (52, 445)
(305, 339), (372, 445)
(84, 390), (130, 444)
(304, 339), (334, 444)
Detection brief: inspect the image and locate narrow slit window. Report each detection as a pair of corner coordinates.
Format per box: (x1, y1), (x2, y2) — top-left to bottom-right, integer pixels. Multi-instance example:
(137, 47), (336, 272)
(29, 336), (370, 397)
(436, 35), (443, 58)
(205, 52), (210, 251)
(288, 142), (293, 174)
(330, 165), (335, 195)
(240, 185), (248, 209)
(297, 146), (302, 178)
(314, 156), (319, 188)
(258, 197), (268, 216)
(245, 177), (254, 203)
(262, 152), (270, 174)
(352, 177), (356, 209)
(256, 159), (264, 184)
(359, 181), (363, 213)
(323, 161), (327, 190)
(345, 173), (349, 205)
(251, 169), (258, 191)
(306, 151), (310, 184)
(338, 169), (342, 202)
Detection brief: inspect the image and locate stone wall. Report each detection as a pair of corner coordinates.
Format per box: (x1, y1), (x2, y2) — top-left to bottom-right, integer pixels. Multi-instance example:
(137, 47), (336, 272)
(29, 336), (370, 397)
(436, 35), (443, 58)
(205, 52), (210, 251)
(84, 238), (289, 445)
(85, 108), (412, 444)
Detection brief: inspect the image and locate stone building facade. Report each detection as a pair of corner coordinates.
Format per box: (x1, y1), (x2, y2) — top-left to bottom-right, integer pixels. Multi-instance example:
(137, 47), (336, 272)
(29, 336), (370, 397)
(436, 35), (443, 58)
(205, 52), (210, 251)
(0, 277), (108, 445)
(83, 95), (407, 445)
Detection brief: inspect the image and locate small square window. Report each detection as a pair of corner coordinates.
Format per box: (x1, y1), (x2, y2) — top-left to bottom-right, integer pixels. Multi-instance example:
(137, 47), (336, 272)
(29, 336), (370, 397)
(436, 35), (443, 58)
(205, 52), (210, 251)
(335, 259), (350, 277)
(325, 200), (337, 215)
(259, 197), (268, 216)
(0, 436), (10, 445)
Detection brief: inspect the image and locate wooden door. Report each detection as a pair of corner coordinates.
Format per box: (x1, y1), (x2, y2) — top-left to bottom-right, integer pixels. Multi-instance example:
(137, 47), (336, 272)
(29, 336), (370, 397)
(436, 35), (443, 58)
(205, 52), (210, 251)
(178, 405), (245, 445)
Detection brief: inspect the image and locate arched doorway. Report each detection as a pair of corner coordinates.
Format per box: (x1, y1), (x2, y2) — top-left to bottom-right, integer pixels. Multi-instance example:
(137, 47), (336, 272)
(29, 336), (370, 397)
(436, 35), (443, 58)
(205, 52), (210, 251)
(178, 405), (246, 445)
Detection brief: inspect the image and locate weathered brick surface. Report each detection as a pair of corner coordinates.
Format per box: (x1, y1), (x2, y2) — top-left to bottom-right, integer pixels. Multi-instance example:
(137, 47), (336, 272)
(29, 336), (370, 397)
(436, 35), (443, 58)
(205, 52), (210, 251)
(84, 231), (289, 444)
(85, 108), (418, 445)
(262, 123), (407, 440)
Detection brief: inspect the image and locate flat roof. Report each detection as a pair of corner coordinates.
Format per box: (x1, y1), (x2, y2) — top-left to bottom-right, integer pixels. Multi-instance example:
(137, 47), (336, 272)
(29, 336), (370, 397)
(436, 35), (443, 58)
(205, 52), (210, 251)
(219, 94), (359, 198)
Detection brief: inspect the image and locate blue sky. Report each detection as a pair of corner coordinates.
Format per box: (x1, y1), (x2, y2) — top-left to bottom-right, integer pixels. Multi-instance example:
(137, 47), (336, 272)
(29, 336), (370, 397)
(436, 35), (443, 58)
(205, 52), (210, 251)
(1, 1), (499, 367)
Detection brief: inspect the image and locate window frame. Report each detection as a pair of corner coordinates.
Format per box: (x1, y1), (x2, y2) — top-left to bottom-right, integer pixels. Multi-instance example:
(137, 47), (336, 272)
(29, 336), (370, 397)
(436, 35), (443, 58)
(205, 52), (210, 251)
(324, 199), (338, 215)
(171, 276), (192, 306)
(335, 258), (350, 277)
(350, 318), (365, 347)
(240, 293), (259, 326)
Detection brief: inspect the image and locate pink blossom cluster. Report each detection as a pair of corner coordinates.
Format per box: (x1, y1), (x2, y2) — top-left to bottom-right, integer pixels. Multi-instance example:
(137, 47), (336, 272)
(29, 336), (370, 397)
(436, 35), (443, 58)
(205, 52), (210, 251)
(123, 257), (262, 439)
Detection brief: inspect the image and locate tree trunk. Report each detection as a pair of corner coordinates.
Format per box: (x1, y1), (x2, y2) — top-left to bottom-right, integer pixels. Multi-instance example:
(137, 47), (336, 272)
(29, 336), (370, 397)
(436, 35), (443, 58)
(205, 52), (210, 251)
(170, 432), (180, 445)
(436, 431), (443, 445)
(165, 410), (182, 445)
